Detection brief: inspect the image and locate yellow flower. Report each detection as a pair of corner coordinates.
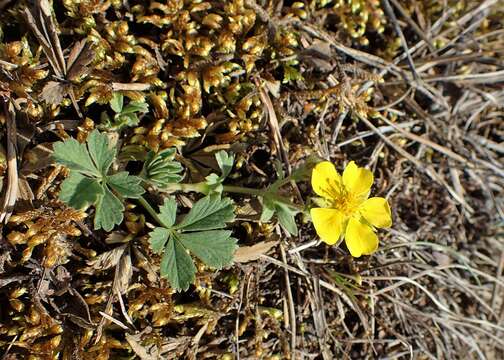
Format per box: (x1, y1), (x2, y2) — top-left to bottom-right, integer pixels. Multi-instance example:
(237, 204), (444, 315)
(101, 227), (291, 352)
(310, 161), (392, 257)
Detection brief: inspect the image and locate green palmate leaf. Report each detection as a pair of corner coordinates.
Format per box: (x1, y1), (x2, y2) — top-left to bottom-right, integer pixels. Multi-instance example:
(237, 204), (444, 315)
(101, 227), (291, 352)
(59, 172), (104, 209)
(147, 195), (236, 291)
(53, 129), (143, 231)
(107, 172), (144, 199)
(215, 150), (234, 179)
(110, 92), (124, 113)
(178, 230), (237, 269)
(149, 227), (170, 254)
(149, 162), (183, 175)
(275, 203), (298, 235)
(157, 197), (177, 228)
(177, 195), (234, 231)
(87, 130), (115, 174)
(161, 236), (196, 291)
(94, 187), (124, 231)
(53, 138), (98, 176)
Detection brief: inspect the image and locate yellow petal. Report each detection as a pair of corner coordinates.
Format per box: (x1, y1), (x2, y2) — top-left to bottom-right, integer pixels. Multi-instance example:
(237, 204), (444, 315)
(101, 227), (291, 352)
(311, 207), (344, 245)
(342, 161), (373, 197)
(345, 218), (378, 257)
(360, 197), (392, 228)
(311, 161), (342, 199)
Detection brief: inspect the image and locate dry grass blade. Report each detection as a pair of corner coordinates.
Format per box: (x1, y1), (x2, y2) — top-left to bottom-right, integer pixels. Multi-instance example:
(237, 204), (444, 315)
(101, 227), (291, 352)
(98, 311), (129, 330)
(382, 0), (418, 80)
(357, 113), (474, 212)
(23, 7), (62, 77)
(255, 77), (291, 175)
(23, 0), (87, 117)
(0, 275), (28, 288)
(0, 99), (18, 224)
(112, 83), (151, 91)
(388, 0), (436, 52)
(38, 0), (66, 75)
(376, 114), (469, 165)
(0, 60), (17, 69)
(279, 243), (296, 357)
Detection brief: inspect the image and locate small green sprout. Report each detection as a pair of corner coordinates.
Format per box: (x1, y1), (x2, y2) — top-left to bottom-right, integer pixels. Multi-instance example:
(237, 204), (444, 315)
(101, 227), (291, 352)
(282, 60), (303, 84)
(100, 92), (148, 131)
(205, 150), (235, 194)
(141, 148), (184, 188)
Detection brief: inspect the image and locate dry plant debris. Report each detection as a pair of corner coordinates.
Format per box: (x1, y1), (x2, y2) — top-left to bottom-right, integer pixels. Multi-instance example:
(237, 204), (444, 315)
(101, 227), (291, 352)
(1, 0), (503, 359)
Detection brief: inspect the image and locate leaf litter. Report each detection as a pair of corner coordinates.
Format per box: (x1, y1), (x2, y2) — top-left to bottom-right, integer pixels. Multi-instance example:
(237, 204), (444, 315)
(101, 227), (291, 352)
(0, 0), (503, 359)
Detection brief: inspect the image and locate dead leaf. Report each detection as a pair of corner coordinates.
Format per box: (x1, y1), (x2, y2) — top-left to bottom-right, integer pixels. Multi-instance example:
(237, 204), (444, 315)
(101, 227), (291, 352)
(113, 248), (132, 295)
(105, 231), (130, 244)
(133, 246), (159, 284)
(40, 81), (68, 105)
(86, 244), (127, 271)
(263, 79), (281, 98)
(125, 333), (159, 360)
(433, 251), (452, 266)
(66, 40), (94, 81)
(20, 142), (55, 178)
(234, 241), (279, 263)
(17, 177), (34, 201)
(0, 275), (28, 288)
(301, 40), (333, 59)
(255, 78), (292, 176)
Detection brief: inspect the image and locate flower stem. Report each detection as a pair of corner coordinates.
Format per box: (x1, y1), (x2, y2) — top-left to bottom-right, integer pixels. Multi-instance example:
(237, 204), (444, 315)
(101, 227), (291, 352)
(162, 182), (208, 193)
(161, 182), (306, 212)
(223, 186), (305, 212)
(222, 185), (265, 197)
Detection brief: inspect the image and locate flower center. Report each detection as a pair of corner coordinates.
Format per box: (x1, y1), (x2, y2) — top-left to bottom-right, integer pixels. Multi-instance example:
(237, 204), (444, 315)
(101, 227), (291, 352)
(322, 180), (362, 216)
(331, 190), (361, 216)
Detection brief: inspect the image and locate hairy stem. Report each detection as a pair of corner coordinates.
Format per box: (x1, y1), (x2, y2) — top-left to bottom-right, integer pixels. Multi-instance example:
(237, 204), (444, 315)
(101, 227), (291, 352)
(137, 196), (169, 227)
(162, 182), (208, 193)
(222, 185), (265, 197)
(162, 182), (305, 212)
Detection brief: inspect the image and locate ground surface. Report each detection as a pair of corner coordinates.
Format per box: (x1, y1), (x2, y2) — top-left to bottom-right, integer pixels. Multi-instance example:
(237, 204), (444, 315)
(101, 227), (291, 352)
(0, 0), (503, 359)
